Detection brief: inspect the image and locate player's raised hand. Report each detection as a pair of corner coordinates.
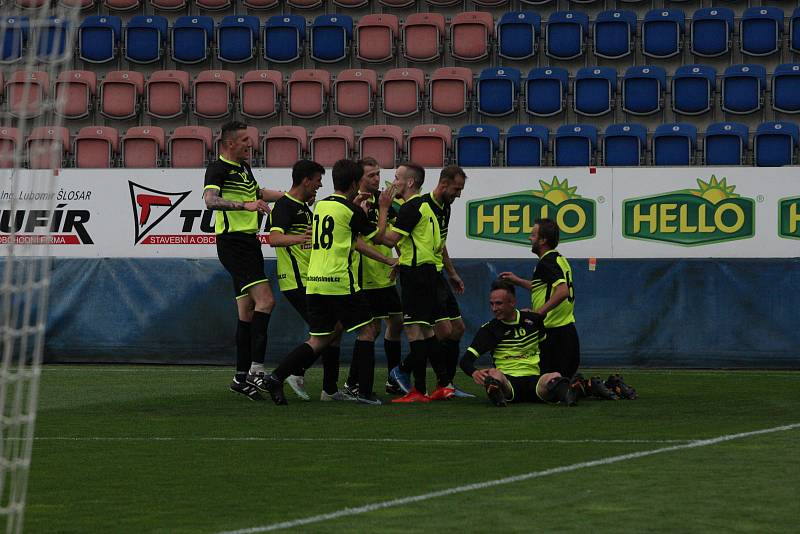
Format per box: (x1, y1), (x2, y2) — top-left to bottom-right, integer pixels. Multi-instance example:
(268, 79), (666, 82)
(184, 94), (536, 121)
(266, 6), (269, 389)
(499, 271), (523, 286)
(378, 185), (396, 209)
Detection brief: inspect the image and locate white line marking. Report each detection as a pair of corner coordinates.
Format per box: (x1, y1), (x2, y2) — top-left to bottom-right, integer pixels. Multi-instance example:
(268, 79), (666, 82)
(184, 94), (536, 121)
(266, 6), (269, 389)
(220, 423), (800, 534)
(31, 437), (691, 444)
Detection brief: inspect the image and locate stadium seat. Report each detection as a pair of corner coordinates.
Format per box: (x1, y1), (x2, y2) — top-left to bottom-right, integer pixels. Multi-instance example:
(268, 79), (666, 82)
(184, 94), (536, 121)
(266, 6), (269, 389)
(359, 125), (403, 169)
(520, 0), (552, 5)
(593, 9), (636, 60)
(264, 15), (306, 63)
(382, 68), (424, 118)
(310, 14), (353, 63)
(78, 15), (120, 64)
(407, 124), (451, 168)
(429, 67), (473, 117)
(622, 66), (666, 116)
(497, 11), (540, 61)
(477, 67), (520, 117)
(574, 67), (616, 117)
(473, 0), (508, 7)
(60, 0), (97, 8)
(740, 7), (783, 57)
(99, 71), (144, 120)
(672, 64), (716, 116)
(402, 13), (444, 62)
(690, 7), (733, 58)
(197, 0), (231, 10)
(721, 64), (766, 115)
(122, 126), (164, 168)
(55, 70), (96, 120)
(456, 124), (500, 167)
(35, 17), (71, 63)
(334, 0), (368, 7)
(0, 127), (21, 168)
(450, 12), (494, 62)
(704, 122), (748, 165)
(172, 16), (214, 64)
(287, 69), (330, 119)
(641, 9), (684, 59)
(754, 122), (799, 167)
(193, 70), (235, 119)
(772, 64), (800, 114)
(27, 126), (70, 169)
(150, 0), (186, 10)
(243, 0), (278, 9)
(554, 124), (596, 166)
(6, 70), (49, 118)
(217, 15), (259, 63)
(0, 16), (28, 64)
(287, 0), (323, 7)
(379, 0), (413, 7)
(356, 14), (398, 64)
(125, 15), (168, 64)
(264, 126), (307, 167)
(791, 8), (800, 54)
(545, 11), (588, 60)
(427, 0), (461, 6)
(105, 0), (140, 10)
(653, 123), (697, 166)
(239, 70), (282, 119)
(169, 126), (212, 168)
(146, 70), (189, 119)
(505, 124), (548, 167)
(74, 126), (118, 168)
(334, 68), (376, 119)
(15, 0), (46, 6)
(603, 123), (646, 166)
(310, 125), (354, 168)
(525, 67), (568, 117)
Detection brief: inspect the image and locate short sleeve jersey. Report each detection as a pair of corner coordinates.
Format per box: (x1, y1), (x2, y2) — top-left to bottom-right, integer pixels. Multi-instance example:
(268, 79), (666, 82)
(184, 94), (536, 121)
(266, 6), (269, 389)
(422, 193), (451, 271)
(306, 194), (378, 296)
(392, 194), (441, 268)
(269, 193), (312, 292)
(531, 250), (575, 328)
(466, 310), (544, 377)
(203, 156), (260, 235)
(358, 192), (397, 290)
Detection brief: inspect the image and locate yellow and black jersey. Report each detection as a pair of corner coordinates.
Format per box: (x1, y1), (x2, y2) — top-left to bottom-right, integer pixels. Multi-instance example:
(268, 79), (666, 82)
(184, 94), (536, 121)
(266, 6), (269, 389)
(531, 250), (575, 328)
(422, 193), (451, 271)
(465, 310), (544, 377)
(269, 193), (312, 292)
(392, 194), (441, 268)
(203, 156), (261, 235)
(357, 191), (397, 290)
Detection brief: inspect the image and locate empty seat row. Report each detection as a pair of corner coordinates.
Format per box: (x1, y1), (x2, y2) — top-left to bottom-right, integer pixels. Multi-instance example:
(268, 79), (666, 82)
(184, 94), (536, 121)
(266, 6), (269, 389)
(16, 0), (528, 10)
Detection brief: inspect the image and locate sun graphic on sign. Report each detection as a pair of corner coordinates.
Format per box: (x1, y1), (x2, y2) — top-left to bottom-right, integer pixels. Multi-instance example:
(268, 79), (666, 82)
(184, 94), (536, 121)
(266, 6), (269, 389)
(690, 176), (739, 205)
(532, 177), (581, 205)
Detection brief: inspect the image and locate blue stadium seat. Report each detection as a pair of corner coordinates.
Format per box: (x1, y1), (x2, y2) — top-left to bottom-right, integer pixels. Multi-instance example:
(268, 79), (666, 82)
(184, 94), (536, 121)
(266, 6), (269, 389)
(603, 123), (646, 166)
(622, 65), (665, 116)
(740, 7), (783, 57)
(505, 124), (548, 167)
(217, 15), (259, 63)
(79, 15), (120, 63)
(525, 67), (568, 117)
(0, 17), (29, 63)
(36, 16), (71, 63)
(721, 64), (766, 115)
(310, 14), (353, 63)
(477, 67), (520, 117)
(642, 9), (684, 59)
(593, 9), (636, 60)
(690, 8), (733, 58)
(497, 11), (540, 60)
(791, 8), (800, 54)
(653, 123), (697, 166)
(772, 63), (800, 114)
(456, 124), (500, 167)
(554, 124), (597, 166)
(172, 16), (214, 64)
(545, 11), (588, 60)
(704, 122), (748, 165)
(125, 15), (168, 64)
(574, 66), (616, 116)
(264, 15), (306, 63)
(754, 122), (799, 167)
(672, 64), (715, 116)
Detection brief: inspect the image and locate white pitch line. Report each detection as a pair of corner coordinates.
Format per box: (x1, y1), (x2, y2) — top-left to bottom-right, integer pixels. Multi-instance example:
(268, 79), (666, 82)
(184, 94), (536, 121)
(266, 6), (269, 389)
(220, 422), (800, 534)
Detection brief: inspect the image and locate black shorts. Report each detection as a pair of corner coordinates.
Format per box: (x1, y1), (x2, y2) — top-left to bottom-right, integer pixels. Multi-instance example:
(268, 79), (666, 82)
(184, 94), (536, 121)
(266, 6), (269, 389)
(216, 232), (268, 299)
(282, 287), (309, 323)
(433, 271), (462, 323)
(398, 264), (447, 326)
(364, 286), (402, 319)
(306, 292), (374, 335)
(506, 374), (543, 404)
(539, 322), (581, 378)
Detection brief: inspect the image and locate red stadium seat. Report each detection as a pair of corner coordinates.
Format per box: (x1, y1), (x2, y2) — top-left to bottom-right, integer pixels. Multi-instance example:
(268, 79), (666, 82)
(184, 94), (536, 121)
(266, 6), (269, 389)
(74, 126), (119, 168)
(193, 70), (235, 119)
(0, 127), (21, 169)
(334, 0), (368, 7)
(26, 127), (71, 169)
(168, 126), (212, 168)
(242, 0), (278, 9)
(214, 126), (260, 166)
(15, 0), (47, 8)
(379, 0), (414, 7)
(239, 70), (282, 119)
(99, 71), (144, 120)
(402, 13), (445, 62)
(60, 0), (97, 8)
(264, 126), (307, 167)
(150, 0), (186, 10)
(122, 126), (165, 168)
(381, 68), (425, 118)
(287, 69), (330, 119)
(196, 0), (231, 10)
(356, 14), (398, 63)
(427, 0), (461, 7)
(286, 0), (322, 8)
(55, 71), (96, 120)
(146, 70), (189, 119)
(473, 0), (507, 5)
(450, 12), (494, 62)
(408, 124), (451, 167)
(311, 126), (355, 168)
(6, 71), (49, 119)
(359, 125), (404, 169)
(104, 0), (140, 9)
(429, 67), (473, 117)
(334, 69), (377, 119)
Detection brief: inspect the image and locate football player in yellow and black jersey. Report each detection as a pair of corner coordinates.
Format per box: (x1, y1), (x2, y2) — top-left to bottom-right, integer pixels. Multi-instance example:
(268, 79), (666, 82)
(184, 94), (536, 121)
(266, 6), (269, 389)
(203, 121), (283, 401)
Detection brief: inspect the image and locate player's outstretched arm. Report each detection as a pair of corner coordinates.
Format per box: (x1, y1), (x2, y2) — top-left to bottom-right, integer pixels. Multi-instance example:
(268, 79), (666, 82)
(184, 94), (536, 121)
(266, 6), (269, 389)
(204, 188), (268, 213)
(356, 238), (396, 266)
(459, 351), (489, 385)
(259, 188), (284, 202)
(498, 271), (532, 291)
(269, 227), (311, 248)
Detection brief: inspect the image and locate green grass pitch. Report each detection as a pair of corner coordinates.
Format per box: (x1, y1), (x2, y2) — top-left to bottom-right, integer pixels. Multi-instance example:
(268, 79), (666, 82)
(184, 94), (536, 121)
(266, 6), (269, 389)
(26, 367), (800, 533)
